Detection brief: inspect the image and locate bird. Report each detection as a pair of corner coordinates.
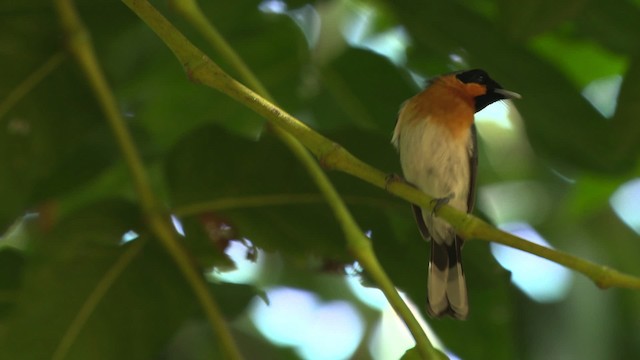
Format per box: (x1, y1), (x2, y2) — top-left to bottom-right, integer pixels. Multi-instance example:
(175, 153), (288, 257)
(391, 69), (520, 320)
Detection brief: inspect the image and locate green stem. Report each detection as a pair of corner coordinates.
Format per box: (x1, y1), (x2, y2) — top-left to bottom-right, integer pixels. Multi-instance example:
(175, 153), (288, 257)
(0, 51), (66, 121)
(471, 216), (640, 289)
(52, 239), (145, 360)
(395, 181), (640, 290)
(174, 194), (325, 216)
(170, 0), (270, 97)
(54, 1), (243, 359)
(173, 193), (400, 217)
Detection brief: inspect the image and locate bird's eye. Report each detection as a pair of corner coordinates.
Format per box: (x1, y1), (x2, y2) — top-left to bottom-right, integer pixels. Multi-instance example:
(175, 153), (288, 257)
(456, 69), (490, 85)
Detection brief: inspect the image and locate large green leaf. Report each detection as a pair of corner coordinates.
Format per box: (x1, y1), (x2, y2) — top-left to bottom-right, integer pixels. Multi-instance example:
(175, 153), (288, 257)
(0, 200), (254, 359)
(575, 0), (640, 55)
(0, 1), (120, 231)
(165, 125), (349, 259)
(103, 0), (312, 150)
(0, 248), (24, 318)
(309, 48), (416, 132)
(496, 0), (588, 39)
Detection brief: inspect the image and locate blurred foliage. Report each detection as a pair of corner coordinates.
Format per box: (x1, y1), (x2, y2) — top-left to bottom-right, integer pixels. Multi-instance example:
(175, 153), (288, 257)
(1, 0), (640, 359)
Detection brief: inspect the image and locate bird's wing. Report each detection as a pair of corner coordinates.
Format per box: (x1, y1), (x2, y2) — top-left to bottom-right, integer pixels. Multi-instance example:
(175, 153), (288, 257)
(467, 124), (478, 213)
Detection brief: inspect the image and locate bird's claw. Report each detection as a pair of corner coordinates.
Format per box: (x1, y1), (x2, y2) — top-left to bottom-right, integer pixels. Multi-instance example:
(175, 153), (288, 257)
(430, 194), (453, 216)
(384, 173), (406, 190)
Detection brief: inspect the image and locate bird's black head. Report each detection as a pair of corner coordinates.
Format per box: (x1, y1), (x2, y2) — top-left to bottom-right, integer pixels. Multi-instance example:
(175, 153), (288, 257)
(455, 69), (520, 112)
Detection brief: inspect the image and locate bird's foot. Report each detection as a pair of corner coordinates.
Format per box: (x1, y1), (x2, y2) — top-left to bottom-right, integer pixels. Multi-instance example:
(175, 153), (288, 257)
(384, 173), (408, 190)
(430, 194), (453, 216)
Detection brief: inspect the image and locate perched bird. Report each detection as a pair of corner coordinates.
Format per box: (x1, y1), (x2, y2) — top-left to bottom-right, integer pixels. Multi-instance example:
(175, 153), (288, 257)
(391, 69), (520, 319)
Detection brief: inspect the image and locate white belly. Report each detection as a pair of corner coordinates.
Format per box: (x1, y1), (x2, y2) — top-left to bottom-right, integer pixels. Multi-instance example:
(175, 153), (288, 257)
(396, 119), (472, 243)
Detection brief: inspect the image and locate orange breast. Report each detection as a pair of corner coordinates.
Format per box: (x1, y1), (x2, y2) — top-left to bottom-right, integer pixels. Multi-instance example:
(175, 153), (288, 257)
(403, 75), (479, 140)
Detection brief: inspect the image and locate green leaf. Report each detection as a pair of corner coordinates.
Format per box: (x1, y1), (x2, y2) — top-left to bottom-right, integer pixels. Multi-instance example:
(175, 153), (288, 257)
(177, 215), (237, 270)
(309, 48), (416, 133)
(529, 32), (627, 88)
(575, 1), (640, 55)
(0, 3), (120, 231)
(0, 248), (25, 319)
(165, 125), (348, 259)
(109, 33), (265, 149)
(496, 0), (588, 39)
(0, 199), (253, 360)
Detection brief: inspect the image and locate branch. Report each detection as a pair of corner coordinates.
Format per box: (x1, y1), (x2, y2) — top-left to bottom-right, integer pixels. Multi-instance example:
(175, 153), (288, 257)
(0, 51), (65, 122)
(54, 1), (243, 359)
(120, 1), (640, 291)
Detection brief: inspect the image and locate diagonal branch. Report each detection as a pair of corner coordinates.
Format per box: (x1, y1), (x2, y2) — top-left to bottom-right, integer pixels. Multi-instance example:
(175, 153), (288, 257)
(120, 1), (640, 296)
(0, 51), (66, 122)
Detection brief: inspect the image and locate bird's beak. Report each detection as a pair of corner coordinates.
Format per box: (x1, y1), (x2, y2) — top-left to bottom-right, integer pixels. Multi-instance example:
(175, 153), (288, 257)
(494, 88), (522, 99)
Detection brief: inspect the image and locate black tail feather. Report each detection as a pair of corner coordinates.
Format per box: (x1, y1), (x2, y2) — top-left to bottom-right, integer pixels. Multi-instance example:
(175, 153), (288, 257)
(427, 236), (468, 320)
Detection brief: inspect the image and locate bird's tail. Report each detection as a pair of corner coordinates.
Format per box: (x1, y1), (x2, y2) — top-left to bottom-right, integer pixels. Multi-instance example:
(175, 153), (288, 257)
(427, 236), (468, 320)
